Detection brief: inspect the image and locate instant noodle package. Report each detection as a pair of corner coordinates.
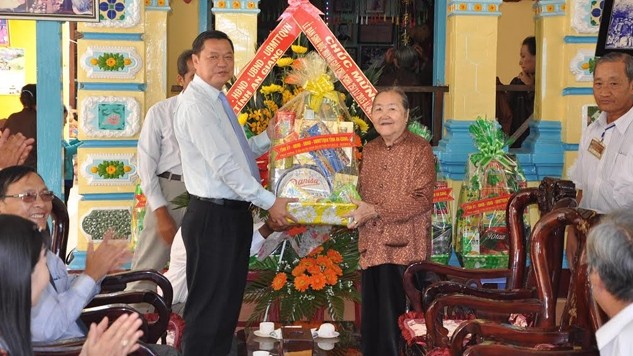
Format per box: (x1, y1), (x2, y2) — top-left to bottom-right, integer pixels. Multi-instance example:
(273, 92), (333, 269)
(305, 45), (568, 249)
(454, 119), (526, 269)
(268, 53), (359, 225)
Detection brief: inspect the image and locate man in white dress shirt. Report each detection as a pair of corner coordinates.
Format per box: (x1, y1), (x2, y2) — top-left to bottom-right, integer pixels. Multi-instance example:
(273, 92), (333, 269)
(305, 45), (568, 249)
(131, 50), (195, 289)
(173, 30), (295, 355)
(568, 51), (633, 265)
(587, 210), (633, 356)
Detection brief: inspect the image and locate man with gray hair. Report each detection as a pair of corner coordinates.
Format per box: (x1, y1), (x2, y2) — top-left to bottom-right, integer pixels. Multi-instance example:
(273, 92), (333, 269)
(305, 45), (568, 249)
(569, 51), (633, 266)
(587, 209), (633, 355)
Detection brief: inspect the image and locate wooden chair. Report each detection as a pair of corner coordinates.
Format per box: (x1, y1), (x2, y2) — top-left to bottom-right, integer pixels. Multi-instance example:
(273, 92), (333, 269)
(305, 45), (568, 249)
(404, 177), (576, 312)
(48, 196), (183, 349)
(446, 207), (603, 355)
(400, 178), (576, 350)
(33, 305), (158, 356)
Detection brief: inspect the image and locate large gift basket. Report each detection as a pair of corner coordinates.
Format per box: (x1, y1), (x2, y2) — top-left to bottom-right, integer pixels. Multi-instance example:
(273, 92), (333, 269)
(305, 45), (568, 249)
(268, 53), (360, 226)
(455, 119), (526, 269)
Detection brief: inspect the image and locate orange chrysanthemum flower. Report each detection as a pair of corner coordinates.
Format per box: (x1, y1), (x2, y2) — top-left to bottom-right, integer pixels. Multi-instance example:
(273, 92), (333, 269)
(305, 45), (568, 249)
(294, 274), (310, 292)
(292, 264), (306, 277)
(307, 264), (322, 275)
(316, 255), (332, 267)
(310, 272), (327, 290)
(271, 272), (287, 291)
(287, 225), (307, 237)
(327, 250), (343, 264)
(324, 270), (338, 285)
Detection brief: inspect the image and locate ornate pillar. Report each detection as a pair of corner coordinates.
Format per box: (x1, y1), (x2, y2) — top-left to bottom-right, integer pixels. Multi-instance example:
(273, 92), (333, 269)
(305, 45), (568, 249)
(145, 0), (172, 107)
(435, 0), (503, 179)
(72, 0), (146, 268)
(211, 0), (260, 74)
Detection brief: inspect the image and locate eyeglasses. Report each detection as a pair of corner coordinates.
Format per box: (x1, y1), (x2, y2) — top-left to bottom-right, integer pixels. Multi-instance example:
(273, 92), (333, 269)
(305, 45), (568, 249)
(1, 191), (55, 203)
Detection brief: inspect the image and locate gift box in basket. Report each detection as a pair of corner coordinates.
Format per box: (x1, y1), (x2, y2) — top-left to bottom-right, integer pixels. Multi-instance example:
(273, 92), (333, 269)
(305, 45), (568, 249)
(455, 119), (527, 269)
(268, 53), (360, 226)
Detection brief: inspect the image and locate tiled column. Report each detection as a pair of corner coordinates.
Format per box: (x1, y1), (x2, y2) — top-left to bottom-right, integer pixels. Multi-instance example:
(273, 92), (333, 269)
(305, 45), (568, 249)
(211, 0), (260, 74)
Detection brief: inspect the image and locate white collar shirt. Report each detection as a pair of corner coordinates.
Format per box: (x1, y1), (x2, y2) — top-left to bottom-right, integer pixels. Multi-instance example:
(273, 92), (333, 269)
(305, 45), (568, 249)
(570, 106), (633, 213)
(137, 95), (183, 210)
(173, 75), (275, 209)
(596, 303), (633, 356)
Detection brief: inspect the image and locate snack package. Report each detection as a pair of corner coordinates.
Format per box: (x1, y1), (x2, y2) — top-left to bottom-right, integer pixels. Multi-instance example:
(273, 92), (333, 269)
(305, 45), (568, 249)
(268, 52), (359, 225)
(431, 179), (453, 264)
(454, 119), (526, 269)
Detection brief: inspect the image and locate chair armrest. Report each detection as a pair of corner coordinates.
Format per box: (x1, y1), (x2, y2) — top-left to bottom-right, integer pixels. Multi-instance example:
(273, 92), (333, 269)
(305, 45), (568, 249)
(403, 261), (512, 312)
(33, 337), (85, 356)
(423, 280), (535, 310)
(425, 294), (543, 348)
(463, 344), (599, 356)
(85, 291), (170, 344)
(101, 269), (173, 307)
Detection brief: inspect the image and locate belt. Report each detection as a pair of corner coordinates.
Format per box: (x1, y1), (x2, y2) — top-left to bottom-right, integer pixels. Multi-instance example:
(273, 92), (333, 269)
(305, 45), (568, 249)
(158, 171), (183, 181)
(190, 195), (253, 211)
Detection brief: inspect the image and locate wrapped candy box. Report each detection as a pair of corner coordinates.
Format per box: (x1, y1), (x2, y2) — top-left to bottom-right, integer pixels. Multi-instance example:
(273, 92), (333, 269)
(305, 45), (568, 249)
(269, 53), (359, 225)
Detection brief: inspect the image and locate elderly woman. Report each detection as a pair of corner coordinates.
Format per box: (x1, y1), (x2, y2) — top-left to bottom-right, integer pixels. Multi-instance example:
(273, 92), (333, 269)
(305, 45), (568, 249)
(0, 165), (130, 343)
(347, 87), (435, 356)
(0, 215), (144, 356)
(587, 210), (633, 355)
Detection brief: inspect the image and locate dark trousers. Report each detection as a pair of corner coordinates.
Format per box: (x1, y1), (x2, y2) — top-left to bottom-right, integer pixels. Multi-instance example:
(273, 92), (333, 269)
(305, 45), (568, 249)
(361, 264), (406, 356)
(181, 197), (253, 356)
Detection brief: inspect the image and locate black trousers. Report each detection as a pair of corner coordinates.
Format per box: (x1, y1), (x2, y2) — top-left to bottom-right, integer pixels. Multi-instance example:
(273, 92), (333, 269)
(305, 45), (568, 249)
(181, 197), (253, 356)
(361, 264), (407, 356)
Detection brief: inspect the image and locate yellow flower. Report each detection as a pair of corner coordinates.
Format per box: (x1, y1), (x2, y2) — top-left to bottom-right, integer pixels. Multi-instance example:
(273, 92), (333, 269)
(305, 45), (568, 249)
(106, 58), (117, 67)
(276, 57), (294, 67)
(291, 45), (308, 54)
(260, 84), (283, 95)
(263, 99), (278, 112)
(90, 166), (98, 173)
(238, 113), (248, 126)
(351, 116), (369, 133)
(123, 166), (131, 172)
(106, 165), (117, 174)
(123, 58), (132, 66)
(90, 58), (98, 65)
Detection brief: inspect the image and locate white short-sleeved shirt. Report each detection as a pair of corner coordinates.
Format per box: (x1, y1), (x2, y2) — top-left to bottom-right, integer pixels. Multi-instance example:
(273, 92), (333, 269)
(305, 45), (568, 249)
(569, 107), (633, 213)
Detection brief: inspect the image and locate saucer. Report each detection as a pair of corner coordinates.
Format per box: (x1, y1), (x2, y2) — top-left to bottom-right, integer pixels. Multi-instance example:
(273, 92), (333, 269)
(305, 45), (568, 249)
(311, 330), (340, 339)
(253, 329), (282, 339)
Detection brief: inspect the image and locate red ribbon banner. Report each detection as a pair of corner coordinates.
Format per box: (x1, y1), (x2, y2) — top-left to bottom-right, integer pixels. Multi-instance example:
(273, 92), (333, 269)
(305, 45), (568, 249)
(433, 187), (454, 204)
(226, 18), (301, 113)
(273, 133), (355, 159)
(225, 0), (377, 118)
(461, 194), (512, 217)
(293, 6), (377, 118)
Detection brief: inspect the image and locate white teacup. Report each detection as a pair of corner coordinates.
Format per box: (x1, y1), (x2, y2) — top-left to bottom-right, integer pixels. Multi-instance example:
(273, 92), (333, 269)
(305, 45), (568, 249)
(253, 351), (270, 356)
(259, 321), (275, 336)
(317, 322), (336, 338)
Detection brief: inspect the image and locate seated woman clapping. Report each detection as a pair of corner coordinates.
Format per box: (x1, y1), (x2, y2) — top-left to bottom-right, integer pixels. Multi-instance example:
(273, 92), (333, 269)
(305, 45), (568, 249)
(0, 214), (143, 355)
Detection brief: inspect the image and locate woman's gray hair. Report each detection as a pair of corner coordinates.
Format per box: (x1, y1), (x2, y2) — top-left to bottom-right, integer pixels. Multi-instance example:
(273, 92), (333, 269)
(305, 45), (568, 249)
(586, 209), (633, 302)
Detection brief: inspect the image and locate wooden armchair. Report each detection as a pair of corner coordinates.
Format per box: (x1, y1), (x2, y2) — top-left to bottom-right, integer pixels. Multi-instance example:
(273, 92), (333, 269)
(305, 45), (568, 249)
(445, 207), (603, 355)
(404, 177), (576, 313)
(399, 178), (576, 351)
(33, 305), (158, 356)
(49, 196), (184, 349)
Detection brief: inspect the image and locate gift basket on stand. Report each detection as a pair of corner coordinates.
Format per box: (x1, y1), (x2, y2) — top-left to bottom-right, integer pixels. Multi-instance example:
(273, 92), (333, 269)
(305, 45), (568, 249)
(455, 118), (527, 269)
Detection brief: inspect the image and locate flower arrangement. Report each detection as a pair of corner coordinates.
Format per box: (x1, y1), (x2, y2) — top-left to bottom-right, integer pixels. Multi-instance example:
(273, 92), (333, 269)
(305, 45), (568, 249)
(238, 37), (376, 145)
(244, 227), (360, 322)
